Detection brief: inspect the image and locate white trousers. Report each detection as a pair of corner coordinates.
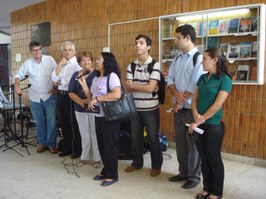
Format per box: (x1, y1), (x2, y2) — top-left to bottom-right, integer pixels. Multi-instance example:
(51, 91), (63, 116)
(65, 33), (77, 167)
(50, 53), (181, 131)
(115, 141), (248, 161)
(75, 111), (101, 161)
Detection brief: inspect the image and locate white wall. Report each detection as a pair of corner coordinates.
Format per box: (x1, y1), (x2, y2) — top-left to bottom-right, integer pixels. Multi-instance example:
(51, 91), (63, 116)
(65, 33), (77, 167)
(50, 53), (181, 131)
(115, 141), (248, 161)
(0, 33), (11, 44)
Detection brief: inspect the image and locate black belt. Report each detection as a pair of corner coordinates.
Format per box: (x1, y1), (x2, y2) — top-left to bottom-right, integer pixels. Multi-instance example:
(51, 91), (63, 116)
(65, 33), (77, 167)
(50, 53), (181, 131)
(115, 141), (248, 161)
(58, 90), (68, 94)
(181, 108), (192, 111)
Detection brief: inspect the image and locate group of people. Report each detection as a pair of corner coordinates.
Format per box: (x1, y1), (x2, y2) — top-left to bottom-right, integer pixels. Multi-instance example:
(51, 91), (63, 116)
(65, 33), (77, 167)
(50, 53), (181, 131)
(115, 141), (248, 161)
(14, 24), (232, 198)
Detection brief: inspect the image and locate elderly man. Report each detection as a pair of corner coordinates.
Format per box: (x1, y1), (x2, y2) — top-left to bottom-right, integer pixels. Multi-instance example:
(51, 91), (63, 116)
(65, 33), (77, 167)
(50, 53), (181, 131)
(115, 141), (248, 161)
(51, 41), (81, 158)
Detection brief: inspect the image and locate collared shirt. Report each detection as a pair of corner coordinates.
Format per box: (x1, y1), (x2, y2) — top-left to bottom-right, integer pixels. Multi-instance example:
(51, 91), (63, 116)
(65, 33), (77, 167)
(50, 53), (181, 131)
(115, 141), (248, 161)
(167, 47), (204, 109)
(14, 55), (57, 103)
(126, 55), (160, 111)
(68, 69), (97, 112)
(197, 73), (232, 124)
(51, 56), (81, 91)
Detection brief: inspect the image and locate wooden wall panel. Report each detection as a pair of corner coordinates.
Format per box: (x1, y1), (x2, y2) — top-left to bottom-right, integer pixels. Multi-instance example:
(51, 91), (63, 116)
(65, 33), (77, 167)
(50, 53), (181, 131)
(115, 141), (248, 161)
(10, 0), (266, 159)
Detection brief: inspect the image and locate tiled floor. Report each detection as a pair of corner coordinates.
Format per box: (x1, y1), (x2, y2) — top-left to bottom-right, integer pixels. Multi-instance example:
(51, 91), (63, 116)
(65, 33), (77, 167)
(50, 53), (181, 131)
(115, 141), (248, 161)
(0, 127), (266, 199)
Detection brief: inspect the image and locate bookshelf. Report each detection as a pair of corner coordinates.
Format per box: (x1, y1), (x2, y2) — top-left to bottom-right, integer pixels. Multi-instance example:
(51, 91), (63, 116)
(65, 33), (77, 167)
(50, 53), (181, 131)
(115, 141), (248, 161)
(159, 4), (265, 85)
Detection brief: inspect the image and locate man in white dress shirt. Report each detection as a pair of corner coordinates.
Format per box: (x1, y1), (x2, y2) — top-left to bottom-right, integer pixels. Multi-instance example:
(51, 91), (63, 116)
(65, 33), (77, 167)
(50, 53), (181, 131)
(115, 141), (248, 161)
(14, 41), (58, 154)
(51, 41), (81, 158)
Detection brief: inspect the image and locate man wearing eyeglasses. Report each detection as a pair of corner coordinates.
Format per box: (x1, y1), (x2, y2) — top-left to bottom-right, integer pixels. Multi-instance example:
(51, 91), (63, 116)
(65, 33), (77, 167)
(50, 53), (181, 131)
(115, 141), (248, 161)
(51, 41), (81, 158)
(14, 40), (58, 154)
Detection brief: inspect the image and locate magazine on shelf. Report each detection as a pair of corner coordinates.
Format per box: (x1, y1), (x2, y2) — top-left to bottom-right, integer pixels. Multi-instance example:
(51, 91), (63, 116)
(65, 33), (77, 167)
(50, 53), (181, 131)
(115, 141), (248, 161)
(227, 44), (239, 59)
(218, 19), (230, 34)
(199, 22), (208, 36)
(237, 65), (250, 81)
(239, 17), (252, 32)
(251, 41), (258, 57)
(228, 18), (240, 33)
(239, 42), (252, 58)
(208, 20), (219, 35)
(250, 16), (257, 32)
(189, 22), (200, 36)
(219, 43), (228, 56)
(249, 65), (257, 81)
(207, 37), (220, 48)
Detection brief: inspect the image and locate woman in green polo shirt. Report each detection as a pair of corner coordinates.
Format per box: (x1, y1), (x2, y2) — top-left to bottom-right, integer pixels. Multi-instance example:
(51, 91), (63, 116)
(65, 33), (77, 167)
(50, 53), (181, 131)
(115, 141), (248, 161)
(188, 48), (232, 199)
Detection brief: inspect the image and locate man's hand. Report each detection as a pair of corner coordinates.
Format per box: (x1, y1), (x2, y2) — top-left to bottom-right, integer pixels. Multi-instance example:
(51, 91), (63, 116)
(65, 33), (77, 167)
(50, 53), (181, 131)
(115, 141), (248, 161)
(14, 86), (22, 96)
(172, 102), (182, 113)
(125, 80), (134, 92)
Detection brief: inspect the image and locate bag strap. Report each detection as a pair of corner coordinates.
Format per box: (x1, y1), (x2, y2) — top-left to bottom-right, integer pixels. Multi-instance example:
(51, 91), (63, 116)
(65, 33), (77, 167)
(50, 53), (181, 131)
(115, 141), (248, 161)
(106, 74), (111, 93)
(131, 59), (157, 77)
(174, 51), (200, 66)
(106, 73), (124, 94)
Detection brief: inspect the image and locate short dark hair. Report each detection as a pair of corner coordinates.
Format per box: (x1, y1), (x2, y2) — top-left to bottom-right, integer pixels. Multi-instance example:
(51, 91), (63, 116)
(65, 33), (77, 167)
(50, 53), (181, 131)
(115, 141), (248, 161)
(29, 41), (41, 51)
(135, 34), (152, 47)
(175, 24), (196, 43)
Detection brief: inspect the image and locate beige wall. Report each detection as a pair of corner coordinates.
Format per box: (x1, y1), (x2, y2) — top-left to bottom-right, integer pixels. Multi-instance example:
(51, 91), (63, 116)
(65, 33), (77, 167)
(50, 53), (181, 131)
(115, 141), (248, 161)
(11, 0), (266, 159)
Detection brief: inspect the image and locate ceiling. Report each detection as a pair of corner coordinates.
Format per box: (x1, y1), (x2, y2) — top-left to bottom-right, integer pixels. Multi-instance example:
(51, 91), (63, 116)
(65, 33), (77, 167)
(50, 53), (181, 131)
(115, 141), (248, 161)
(0, 0), (45, 35)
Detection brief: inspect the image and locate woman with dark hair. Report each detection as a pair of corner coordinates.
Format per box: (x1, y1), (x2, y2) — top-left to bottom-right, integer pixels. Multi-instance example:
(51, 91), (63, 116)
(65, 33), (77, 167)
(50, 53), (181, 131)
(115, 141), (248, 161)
(188, 48), (232, 199)
(78, 52), (121, 186)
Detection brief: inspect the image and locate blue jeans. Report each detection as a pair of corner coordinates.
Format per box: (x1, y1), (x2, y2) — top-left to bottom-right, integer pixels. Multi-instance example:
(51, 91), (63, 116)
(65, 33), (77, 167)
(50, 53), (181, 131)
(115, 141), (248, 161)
(30, 95), (57, 147)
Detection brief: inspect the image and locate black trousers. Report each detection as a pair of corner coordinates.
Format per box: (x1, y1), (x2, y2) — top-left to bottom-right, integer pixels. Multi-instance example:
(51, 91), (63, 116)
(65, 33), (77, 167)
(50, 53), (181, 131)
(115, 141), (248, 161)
(57, 92), (81, 155)
(130, 108), (163, 170)
(95, 116), (121, 179)
(196, 123), (225, 197)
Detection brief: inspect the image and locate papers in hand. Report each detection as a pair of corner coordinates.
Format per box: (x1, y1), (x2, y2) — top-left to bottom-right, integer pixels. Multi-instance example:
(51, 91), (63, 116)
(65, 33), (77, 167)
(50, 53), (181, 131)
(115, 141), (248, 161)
(185, 123), (204, 134)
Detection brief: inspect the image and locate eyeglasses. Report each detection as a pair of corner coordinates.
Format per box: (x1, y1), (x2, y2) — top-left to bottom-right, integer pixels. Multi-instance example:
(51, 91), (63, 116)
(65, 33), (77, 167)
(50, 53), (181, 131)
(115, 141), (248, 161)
(31, 48), (42, 52)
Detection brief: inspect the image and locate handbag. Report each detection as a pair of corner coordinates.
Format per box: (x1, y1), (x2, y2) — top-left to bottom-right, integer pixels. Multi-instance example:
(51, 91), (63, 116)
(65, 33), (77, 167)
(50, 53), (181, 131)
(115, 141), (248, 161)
(102, 74), (137, 121)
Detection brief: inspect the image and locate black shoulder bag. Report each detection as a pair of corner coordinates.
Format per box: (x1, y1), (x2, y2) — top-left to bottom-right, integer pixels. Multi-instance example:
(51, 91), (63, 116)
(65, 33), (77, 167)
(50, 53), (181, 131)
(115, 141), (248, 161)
(102, 74), (137, 121)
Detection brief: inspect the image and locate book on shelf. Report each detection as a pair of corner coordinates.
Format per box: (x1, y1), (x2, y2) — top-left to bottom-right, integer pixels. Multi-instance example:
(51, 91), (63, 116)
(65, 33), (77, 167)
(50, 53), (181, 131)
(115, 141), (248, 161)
(250, 16), (257, 32)
(249, 65), (257, 81)
(239, 17), (252, 32)
(228, 63), (238, 80)
(218, 19), (230, 34)
(207, 37), (220, 48)
(239, 42), (252, 58)
(171, 23), (179, 37)
(219, 43), (228, 56)
(189, 22), (200, 36)
(228, 18), (239, 33)
(227, 44), (239, 59)
(199, 22), (208, 36)
(251, 41), (257, 57)
(237, 65), (250, 81)
(208, 20), (219, 35)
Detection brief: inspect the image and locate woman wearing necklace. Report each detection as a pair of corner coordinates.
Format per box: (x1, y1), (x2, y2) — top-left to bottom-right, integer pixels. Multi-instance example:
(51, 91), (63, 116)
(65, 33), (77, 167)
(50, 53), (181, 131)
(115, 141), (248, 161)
(78, 52), (121, 186)
(68, 51), (101, 168)
(188, 48), (232, 199)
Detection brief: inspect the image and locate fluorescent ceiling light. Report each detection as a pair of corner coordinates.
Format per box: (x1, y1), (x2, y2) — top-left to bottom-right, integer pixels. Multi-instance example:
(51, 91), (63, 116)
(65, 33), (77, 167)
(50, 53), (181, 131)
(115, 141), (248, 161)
(176, 9), (250, 21)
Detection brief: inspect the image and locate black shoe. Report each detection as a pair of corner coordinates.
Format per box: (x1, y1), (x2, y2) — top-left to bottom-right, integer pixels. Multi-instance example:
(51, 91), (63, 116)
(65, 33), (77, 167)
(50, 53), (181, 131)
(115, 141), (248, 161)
(195, 193), (209, 199)
(58, 151), (71, 157)
(169, 174), (187, 182)
(100, 178), (118, 186)
(71, 153), (80, 159)
(182, 180), (199, 189)
(93, 175), (105, 181)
